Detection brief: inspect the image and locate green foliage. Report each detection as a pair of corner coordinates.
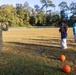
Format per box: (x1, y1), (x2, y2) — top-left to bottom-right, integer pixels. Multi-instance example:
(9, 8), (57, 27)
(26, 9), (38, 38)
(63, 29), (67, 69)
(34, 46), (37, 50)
(58, 1), (67, 10)
(29, 16), (37, 26)
(36, 12), (45, 26)
(0, 3), (31, 27)
(0, 1), (76, 27)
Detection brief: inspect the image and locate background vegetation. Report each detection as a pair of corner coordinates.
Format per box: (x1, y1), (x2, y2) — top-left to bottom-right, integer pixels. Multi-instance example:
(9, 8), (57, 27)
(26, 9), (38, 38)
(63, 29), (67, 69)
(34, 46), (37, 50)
(0, 0), (76, 27)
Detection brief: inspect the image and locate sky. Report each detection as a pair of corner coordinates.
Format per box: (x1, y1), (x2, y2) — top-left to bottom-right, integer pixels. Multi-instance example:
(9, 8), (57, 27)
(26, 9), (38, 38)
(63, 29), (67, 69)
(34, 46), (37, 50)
(0, 0), (75, 10)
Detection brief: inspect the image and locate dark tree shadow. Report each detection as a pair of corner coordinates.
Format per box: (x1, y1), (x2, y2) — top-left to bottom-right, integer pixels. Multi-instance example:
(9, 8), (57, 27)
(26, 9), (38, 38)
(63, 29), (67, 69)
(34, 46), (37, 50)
(1, 41), (76, 75)
(5, 41), (76, 63)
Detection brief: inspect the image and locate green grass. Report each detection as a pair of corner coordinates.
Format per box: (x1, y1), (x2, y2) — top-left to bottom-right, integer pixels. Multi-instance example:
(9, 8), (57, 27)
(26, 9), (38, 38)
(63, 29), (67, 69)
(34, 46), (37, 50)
(0, 28), (76, 75)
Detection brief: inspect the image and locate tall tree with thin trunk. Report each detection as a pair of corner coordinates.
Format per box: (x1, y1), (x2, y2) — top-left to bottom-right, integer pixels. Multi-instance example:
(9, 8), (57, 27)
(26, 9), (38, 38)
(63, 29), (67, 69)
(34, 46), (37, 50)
(40, 0), (55, 14)
(58, 1), (69, 21)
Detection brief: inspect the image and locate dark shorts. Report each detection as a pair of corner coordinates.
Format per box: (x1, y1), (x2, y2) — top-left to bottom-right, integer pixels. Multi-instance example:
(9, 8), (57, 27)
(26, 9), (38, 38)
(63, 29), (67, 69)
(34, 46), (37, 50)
(61, 34), (67, 39)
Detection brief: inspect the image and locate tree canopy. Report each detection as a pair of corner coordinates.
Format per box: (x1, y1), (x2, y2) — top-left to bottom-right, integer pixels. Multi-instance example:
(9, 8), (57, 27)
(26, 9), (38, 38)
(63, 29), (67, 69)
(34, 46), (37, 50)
(0, 1), (76, 27)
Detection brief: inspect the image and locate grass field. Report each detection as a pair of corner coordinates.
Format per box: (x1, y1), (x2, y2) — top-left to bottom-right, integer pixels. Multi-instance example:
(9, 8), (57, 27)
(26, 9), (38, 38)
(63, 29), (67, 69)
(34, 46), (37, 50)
(1, 27), (76, 75)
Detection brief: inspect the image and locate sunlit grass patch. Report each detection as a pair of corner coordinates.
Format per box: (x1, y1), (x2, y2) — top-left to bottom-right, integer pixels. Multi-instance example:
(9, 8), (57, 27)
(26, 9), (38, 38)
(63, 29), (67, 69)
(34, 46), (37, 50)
(0, 28), (76, 75)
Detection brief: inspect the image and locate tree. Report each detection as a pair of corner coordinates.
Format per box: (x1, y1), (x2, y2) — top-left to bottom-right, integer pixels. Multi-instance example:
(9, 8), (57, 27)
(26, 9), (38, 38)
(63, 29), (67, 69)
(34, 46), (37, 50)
(40, 0), (55, 14)
(29, 16), (37, 26)
(0, 4), (15, 22)
(31, 8), (36, 16)
(36, 11), (45, 26)
(69, 2), (76, 13)
(16, 4), (24, 16)
(58, 1), (68, 10)
(34, 5), (40, 13)
(23, 2), (32, 13)
(58, 1), (69, 21)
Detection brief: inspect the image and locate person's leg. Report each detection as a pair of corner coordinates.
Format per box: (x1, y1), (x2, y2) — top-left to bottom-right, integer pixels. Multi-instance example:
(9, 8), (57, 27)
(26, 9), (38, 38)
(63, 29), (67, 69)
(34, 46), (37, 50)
(61, 38), (67, 49)
(63, 38), (67, 49)
(74, 34), (76, 42)
(61, 39), (64, 49)
(60, 39), (62, 49)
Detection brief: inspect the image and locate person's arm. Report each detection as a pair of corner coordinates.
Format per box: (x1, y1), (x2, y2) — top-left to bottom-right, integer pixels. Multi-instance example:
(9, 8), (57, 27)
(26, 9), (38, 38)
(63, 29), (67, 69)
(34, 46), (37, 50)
(73, 27), (75, 35)
(59, 27), (61, 32)
(1, 23), (8, 31)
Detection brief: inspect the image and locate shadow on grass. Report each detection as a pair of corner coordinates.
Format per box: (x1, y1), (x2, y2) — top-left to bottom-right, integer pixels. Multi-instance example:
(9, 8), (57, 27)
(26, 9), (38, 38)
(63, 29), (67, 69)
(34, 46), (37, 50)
(1, 42), (76, 75)
(6, 42), (76, 62)
(24, 38), (60, 45)
(6, 41), (61, 55)
(26, 37), (76, 48)
(0, 52), (63, 75)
